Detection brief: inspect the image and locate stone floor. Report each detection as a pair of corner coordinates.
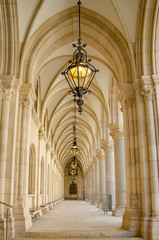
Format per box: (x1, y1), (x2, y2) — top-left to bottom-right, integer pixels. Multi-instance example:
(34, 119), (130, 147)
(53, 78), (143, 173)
(28, 200), (123, 231)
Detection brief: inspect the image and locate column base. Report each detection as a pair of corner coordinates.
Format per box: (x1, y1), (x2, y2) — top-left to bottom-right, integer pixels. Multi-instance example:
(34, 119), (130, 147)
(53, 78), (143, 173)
(112, 206), (125, 216)
(140, 217), (150, 240)
(14, 199), (32, 237)
(150, 217), (159, 240)
(0, 215), (6, 240)
(122, 210), (141, 236)
(0, 212), (15, 239)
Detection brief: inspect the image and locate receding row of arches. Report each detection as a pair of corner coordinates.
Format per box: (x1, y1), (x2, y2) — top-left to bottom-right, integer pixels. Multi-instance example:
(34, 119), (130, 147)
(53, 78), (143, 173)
(28, 144), (62, 208)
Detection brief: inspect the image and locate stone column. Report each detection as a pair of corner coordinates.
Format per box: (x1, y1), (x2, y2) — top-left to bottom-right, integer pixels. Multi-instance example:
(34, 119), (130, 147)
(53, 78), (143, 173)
(119, 84), (142, 236)
(102, 140), (115, 209)
(18, 97), (29, 198)
(88, 167), (93, 203)
(0, 79), (14, 237)
(14, 85), (36, 237)
(95, 159), (100, 206)
(85, 171), (89, 201)
(46, 142), (51, 203)
(96, 149), (106, 205)
(92, 163), (96, 204)
(110, 125), (126, 216)
(142, 84), (159, 238)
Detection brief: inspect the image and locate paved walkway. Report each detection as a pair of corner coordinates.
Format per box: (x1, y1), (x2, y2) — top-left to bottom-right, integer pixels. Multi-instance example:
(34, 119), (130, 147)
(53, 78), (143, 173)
(28, 200), (123, 232)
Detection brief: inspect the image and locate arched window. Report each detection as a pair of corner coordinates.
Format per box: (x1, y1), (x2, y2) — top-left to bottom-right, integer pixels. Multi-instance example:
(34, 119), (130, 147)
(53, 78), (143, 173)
(28, 144), (36, 194)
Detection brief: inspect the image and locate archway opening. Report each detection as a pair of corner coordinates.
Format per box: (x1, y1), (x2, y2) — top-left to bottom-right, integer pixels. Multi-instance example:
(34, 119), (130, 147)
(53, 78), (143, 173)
(64, 161), (84, 200)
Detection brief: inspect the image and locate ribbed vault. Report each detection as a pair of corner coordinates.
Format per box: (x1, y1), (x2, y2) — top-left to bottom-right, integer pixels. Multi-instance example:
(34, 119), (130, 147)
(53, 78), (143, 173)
(18, 4), (136, 172)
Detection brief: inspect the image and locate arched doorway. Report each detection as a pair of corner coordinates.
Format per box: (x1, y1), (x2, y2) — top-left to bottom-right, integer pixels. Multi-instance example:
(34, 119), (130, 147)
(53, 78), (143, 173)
(64, 161), (84, 200)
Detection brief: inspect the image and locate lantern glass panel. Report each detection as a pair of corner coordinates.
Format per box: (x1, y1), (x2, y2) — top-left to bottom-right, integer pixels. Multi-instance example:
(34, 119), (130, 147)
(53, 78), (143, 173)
(68, 64), (92, 89)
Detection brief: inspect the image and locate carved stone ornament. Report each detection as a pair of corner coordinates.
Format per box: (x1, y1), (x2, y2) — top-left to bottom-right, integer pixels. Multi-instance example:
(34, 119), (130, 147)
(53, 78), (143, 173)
(105, 143), (114, 152)
(102, 140), (114, 152)
(110, 128), (124, 140)
(2, 85), (15, 101)
(96, 149), (105, 160)
(142, 85), (154, 102)
(20, 95), (30, 108)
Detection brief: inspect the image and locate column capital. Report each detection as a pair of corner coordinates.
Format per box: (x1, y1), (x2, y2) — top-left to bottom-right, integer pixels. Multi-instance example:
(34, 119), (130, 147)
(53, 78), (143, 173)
(141, 85), (154, 102)
(96, 149), (105, 160)
(20, 95), (30, 108)
(102, 140), (114, 152)
(0, 76), (15, 101)
(118, 83), (135, 106)
(109, 124), (124, 140)
(20, 84), (37, 105)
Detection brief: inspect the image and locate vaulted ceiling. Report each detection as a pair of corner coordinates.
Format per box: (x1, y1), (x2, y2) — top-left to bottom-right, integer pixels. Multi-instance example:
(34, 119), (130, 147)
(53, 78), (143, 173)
(17, 0), (139, 171)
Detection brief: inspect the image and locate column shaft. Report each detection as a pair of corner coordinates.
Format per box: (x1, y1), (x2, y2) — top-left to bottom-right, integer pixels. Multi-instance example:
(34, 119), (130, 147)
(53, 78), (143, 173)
(110, 127), (126, 216)
(143, 87), (159, 217)
(103, 142), (115, 208)
(95, 160), (99, 206)
(96, 150), (105, 204)
(92, 164), (95, 204)
(0, 97), (11, 214)
(18, 101), (27, 198)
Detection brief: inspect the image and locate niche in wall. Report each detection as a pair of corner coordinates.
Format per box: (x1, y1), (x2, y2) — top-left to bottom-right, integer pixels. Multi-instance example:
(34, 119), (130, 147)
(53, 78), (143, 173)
(64, 160), (84, 200)
(69, 182), (77, 194)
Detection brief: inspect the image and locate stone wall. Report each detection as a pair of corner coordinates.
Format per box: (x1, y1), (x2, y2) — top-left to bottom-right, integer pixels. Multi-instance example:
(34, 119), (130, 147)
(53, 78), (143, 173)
(64, 163), (84, 200)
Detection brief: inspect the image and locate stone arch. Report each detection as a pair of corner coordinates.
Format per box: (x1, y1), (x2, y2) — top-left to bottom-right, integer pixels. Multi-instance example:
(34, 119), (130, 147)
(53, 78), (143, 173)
(136, 0), (159, 76)
(0, 0), (19, 76)
(20, 7), (135, 88)
(64, 159), (84, 200)
(152, 4), (159, 75)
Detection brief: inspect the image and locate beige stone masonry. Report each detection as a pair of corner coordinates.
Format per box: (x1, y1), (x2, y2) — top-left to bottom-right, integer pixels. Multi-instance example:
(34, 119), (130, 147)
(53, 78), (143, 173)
(102, 140), (115, 208)
(96, 149), (106, 204)
(109, 124), (126, 216)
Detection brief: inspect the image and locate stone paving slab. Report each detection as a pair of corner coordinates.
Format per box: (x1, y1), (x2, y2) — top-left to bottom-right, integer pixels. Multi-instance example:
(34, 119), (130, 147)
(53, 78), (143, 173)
(14, 238), (144, 240)
(26, 230), (131, 238)
(28, 201), (123, 232)
(22, 201), (143, 240)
